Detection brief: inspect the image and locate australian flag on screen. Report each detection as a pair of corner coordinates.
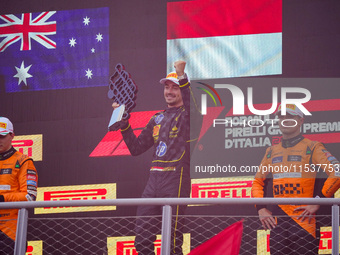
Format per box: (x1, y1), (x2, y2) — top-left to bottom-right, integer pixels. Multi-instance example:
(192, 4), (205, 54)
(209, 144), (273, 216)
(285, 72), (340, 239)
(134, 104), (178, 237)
(0, 7), (109, 92)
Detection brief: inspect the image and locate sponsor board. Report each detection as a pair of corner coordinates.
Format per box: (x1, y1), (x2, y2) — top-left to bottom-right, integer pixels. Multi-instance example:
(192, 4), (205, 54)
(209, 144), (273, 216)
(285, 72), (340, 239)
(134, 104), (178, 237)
(191, 176), (253, 203)
(35, 183), (116, 214)
(256, 228), (340, 254)
(26, 240), (43, 255)
(256, 230), (270, 254)
(191, 80), (340, 179)
(318, 226), (340, 254)
(12, 134), (43, 161)
(107, 234), (190, 255)
(222, 94), (340, 150)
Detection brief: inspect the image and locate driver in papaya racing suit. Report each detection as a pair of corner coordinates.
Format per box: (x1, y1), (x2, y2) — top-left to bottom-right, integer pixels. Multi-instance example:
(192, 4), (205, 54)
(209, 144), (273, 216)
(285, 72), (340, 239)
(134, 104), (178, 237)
(252, 104), (340, 254)
(0, 117), (38, 254)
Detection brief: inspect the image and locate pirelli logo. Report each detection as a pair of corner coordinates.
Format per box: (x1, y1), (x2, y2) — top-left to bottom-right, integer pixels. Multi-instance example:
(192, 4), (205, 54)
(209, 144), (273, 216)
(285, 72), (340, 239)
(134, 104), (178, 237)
(191, 177), (253, 201)
(318, 226), (340, 254)
(107, 234), (190, 255)
(34, 184), (116, 214)
(256, 228), (340, 254)
(26, 240), (43, 255)
(256, 230), (270, 255)
(13, 134), (43, 161)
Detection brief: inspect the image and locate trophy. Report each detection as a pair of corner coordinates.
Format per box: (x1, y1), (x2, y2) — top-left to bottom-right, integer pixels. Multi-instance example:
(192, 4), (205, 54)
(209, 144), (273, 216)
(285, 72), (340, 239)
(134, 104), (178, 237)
(108, 63), (138, 131)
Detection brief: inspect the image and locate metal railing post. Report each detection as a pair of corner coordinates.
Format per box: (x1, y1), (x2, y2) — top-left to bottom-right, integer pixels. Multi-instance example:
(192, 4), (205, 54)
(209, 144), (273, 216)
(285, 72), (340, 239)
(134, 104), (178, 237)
(161, 205), (172, 255)
(14, 208), (28, 255)
(332, 204), (339, 255)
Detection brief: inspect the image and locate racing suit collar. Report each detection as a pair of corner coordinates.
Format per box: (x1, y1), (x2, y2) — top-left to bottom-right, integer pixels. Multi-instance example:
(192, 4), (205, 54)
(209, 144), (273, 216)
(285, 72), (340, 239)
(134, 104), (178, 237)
(165, 105), (184, 112)
(281, 134), (304, 148)
(0, 146), (16, 160)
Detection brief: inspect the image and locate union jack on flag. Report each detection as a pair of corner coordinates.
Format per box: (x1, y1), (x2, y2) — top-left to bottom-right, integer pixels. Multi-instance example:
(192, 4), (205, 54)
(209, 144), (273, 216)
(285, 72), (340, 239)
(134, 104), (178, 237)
(0, 11), (57, 52)
(0, 7), (109, 92)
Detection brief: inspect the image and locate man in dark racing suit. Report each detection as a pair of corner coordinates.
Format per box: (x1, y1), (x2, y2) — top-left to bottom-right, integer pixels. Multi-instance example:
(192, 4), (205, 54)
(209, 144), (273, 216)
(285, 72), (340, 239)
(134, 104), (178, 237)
(112, 61), (202, 255)
(252, 104), (340, 254)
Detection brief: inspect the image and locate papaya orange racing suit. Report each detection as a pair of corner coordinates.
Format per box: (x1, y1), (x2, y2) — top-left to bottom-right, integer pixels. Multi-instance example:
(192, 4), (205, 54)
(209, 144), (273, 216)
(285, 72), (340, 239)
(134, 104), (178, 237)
(0, 147), (38, 242)
(252, 135), (340, 253)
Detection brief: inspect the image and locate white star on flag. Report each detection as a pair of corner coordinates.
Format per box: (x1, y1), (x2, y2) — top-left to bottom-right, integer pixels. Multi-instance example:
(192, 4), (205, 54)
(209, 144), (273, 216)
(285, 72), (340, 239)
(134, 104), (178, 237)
(91, 48), (95, 53)
(85, 68), (93, 79)
(96, 33), (103, 42)
(83, 16), (90, 26)
(13, 61), (33, 86)
(69, 38), (77, 47)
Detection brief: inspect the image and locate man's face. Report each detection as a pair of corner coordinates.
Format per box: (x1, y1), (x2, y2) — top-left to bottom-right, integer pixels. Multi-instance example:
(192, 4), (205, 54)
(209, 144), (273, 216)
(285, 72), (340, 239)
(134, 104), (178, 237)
(278, 114), (303, 138)
(0, 133), (14, 153)
(164, 81), (183, 108)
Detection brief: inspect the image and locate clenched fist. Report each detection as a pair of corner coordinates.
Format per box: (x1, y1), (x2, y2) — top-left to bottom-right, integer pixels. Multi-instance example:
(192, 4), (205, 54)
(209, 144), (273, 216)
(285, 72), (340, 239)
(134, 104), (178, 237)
(174, 60), (186, 77)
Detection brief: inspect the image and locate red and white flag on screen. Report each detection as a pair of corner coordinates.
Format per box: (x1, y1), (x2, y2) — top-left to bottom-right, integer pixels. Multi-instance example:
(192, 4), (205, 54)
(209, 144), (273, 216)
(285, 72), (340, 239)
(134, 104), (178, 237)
(188, 220), (243, 255)
(167, 0), (282, 79)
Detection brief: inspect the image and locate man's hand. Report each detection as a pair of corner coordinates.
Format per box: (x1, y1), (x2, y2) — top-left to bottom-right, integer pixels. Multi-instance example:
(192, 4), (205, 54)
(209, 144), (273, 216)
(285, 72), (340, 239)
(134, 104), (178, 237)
(258, 208), (277, 230)
(174, 60), (186, 77)
(112, 102), (120, 109)
(294, 205), (320, 223)
(112, 102), (128, 124)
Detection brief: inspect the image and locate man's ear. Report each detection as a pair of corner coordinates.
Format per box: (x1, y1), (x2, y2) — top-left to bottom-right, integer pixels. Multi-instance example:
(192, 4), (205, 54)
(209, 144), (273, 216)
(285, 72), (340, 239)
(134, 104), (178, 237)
(300, 117), (304, 124)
